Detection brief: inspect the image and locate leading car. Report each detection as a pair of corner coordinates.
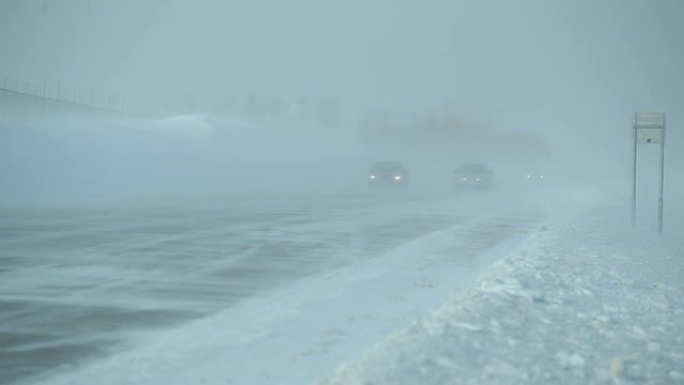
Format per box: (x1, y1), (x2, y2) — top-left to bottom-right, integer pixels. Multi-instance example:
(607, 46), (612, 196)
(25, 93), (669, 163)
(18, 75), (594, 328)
(368, 161), (408, 187)
(454, 163), (493, 189)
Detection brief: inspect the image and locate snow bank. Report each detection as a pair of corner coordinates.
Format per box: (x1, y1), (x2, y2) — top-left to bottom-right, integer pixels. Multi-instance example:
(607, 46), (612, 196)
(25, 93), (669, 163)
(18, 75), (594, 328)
(140, 114), (216, 140)
(319, 201), (684, 385)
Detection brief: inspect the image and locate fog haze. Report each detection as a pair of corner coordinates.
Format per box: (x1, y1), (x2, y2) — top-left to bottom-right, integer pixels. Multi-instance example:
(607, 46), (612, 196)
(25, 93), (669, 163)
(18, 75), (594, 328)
(2, 1), (681, 112)
(1, 0), (683, 202)
(2, 3), (684, 384)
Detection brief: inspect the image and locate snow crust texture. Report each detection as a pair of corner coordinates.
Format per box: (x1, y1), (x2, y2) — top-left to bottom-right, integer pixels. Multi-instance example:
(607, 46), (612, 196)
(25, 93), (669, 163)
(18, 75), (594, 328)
(319, 205), (684, 385)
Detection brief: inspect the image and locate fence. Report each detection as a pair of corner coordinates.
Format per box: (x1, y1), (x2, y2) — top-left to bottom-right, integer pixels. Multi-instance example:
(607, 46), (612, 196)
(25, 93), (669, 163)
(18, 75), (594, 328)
(0, 76), (343, 128)
(0, 77), (167, 119)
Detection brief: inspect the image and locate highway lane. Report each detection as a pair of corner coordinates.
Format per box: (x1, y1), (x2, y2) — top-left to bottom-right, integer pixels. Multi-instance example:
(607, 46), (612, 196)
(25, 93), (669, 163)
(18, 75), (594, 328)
(0, 191), (545, 384)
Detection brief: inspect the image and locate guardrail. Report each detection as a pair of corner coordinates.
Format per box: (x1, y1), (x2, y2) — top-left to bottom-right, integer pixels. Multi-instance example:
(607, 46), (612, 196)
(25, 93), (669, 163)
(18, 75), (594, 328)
(0, 77), (164, 119)
(0, 76), (343, 127)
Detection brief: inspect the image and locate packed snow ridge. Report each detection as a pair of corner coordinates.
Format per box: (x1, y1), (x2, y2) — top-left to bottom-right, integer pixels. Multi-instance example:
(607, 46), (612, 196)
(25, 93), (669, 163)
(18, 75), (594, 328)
(320, 203), (684, 385)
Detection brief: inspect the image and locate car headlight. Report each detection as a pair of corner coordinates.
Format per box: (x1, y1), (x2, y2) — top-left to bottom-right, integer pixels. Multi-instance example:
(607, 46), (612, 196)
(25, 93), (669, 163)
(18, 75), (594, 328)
(394, 175), (402, 181)
(370, 175), (376, 179)
(476, 177), (481, 182)
(461, 177), (467, 181)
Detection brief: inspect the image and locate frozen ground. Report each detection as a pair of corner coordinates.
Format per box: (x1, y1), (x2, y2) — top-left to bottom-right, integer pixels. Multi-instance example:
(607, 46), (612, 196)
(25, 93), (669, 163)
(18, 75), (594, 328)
(320, 194), (684, 385)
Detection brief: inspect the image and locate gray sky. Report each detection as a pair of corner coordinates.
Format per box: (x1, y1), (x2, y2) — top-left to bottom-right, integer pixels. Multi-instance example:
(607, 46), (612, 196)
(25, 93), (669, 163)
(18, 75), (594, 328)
(1, 0), (682, 137)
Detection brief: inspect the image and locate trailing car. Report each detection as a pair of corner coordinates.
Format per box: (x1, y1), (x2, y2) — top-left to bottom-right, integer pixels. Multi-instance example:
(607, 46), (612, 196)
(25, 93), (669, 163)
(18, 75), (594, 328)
(454, 163), (493, 189)
(368, 161), (408, 187)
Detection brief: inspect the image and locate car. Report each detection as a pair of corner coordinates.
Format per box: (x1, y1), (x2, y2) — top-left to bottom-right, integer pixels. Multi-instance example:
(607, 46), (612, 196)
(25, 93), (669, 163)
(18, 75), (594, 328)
(519, 163), (552, 186)
(524, 172), (547, 183)
(368, 161), (408, 187)
(454, 163), (493, 189)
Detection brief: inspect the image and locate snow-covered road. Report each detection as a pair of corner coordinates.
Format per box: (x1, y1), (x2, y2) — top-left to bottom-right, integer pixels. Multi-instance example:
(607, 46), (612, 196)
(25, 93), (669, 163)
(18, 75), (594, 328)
(1, 191), (546, 385)
(4, 114), (679, 385)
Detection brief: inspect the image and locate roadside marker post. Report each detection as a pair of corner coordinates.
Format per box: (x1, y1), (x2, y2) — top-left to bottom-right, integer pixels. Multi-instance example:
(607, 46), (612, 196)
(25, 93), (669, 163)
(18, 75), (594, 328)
(631, 111), (667, 233)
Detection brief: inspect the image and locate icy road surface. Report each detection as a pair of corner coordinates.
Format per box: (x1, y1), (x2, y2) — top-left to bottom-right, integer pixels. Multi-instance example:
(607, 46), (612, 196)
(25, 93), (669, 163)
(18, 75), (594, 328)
(1, 191), (546, 385)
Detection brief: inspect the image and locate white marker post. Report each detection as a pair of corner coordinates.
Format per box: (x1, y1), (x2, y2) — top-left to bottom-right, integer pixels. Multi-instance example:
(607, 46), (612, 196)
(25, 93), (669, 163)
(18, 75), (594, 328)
(632, 111), (667, 233)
